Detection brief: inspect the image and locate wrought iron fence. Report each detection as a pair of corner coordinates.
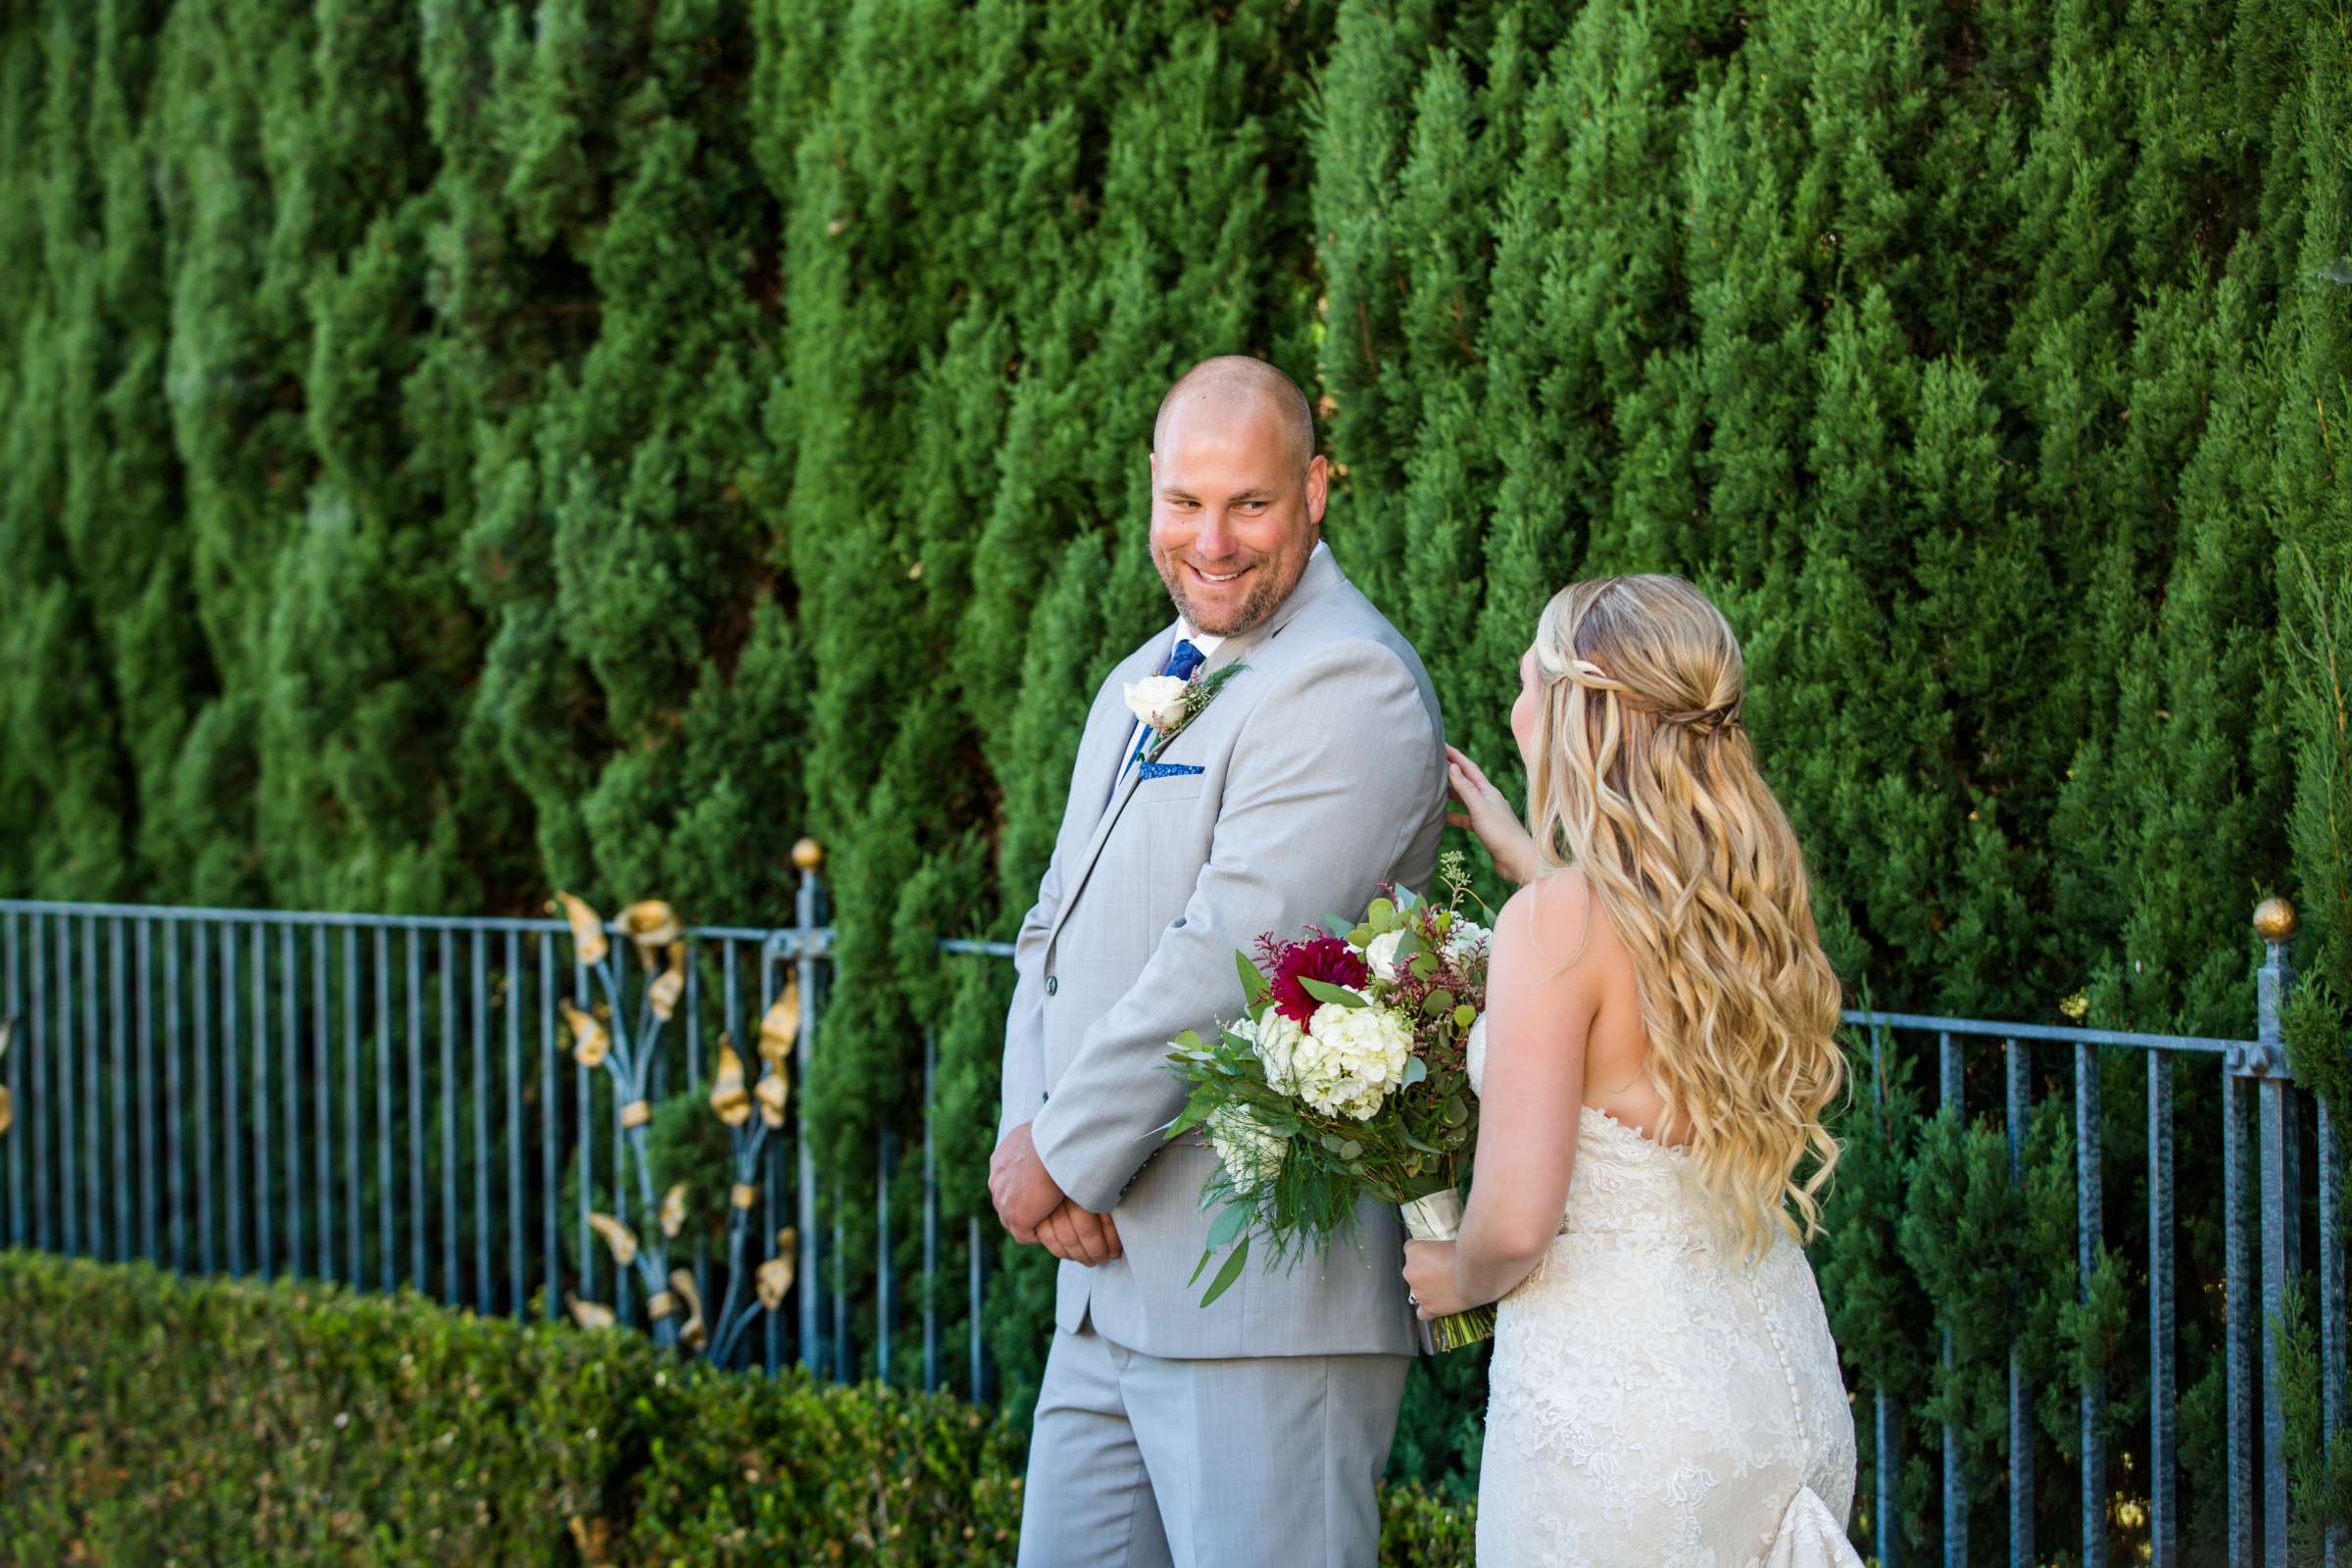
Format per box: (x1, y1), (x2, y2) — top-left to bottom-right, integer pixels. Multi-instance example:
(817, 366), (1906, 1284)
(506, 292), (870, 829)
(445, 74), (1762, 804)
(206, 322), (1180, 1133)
(0, 873), (2340, 1567)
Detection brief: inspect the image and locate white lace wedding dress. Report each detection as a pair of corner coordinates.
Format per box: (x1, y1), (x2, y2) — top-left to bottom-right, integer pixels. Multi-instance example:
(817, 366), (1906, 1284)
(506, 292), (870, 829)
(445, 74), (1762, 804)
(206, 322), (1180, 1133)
(1466, 1018), (1862, 1566)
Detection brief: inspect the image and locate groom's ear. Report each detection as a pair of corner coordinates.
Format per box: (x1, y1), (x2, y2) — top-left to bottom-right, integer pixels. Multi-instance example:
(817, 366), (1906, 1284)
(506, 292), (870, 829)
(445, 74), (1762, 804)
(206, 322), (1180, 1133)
(1304, 453), (1330, 527)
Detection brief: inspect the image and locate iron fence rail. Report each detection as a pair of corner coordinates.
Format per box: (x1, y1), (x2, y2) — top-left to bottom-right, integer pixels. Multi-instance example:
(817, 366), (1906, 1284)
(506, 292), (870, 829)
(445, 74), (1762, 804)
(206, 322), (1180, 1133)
(0, 891), (2339, 1566)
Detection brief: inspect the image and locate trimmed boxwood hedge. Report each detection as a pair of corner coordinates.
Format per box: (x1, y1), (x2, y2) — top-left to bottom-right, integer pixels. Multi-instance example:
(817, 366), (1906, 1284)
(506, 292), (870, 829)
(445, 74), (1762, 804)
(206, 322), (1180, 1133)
(0, 1250), (1474, 1564)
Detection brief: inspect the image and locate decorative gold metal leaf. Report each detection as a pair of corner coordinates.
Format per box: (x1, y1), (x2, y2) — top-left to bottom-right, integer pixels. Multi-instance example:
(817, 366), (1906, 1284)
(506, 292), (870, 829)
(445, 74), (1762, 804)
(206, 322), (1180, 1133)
(758, 977), (801, 1071)
(588, 1212), (639, 1267)
(709, 1037), (751, 1127)
(757, 1248), (797, 1310)
(756, 1066), (789, 1129)
(567, 1514), (617, 1566)
(757, 1228), (799, 1311)
(565, 1293), (616, 1331)
(619, 901), (681, 967)
(670, 1268), (706, 1351)
(648, 943), (686, 1022)
(0, 1084), (11, 1138)
(660, 1182), (688, 1239)
(550, 892), (610, 965)
(560, 1001), (611, 1068)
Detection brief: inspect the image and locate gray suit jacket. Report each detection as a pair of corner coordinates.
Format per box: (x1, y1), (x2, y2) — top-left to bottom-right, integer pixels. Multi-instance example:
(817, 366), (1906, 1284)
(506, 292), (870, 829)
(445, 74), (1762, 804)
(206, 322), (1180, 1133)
(1000, 548), (1446, 1359)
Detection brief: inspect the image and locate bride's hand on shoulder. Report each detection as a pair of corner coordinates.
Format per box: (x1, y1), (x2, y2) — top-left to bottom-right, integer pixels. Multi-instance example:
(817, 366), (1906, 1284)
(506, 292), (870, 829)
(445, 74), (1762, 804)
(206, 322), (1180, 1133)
(1446, 744), (1541, 884)
(1401, 1239), (1473, 1321)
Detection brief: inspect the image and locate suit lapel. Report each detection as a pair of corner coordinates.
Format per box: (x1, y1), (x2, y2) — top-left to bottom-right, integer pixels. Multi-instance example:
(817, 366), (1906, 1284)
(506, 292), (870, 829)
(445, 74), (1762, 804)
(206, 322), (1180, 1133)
(1063, 632), (1174, 842)
(1045, 548), (1348, 953)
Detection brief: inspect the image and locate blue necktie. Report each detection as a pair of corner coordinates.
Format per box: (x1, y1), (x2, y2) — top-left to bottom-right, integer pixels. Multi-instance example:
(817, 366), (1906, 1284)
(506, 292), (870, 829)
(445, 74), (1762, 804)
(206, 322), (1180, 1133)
(1121, 637), (1205, 780)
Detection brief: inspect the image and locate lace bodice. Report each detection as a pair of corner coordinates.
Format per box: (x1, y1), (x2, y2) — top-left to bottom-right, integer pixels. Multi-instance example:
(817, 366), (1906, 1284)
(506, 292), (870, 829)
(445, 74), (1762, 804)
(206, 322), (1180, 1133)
(1466, 1014), (1711, 1239)
(1462, 1016), (1862, 1566)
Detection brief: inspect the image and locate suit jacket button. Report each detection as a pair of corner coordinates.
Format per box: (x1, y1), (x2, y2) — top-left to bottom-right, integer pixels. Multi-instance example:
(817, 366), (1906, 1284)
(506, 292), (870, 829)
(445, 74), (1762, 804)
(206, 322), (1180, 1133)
(1045, 975), (1058, 996)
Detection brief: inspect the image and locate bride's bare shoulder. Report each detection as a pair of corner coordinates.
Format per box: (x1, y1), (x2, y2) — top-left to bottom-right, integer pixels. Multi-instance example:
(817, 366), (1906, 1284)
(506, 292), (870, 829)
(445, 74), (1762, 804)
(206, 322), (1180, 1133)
(1495, 868), (1618, 979)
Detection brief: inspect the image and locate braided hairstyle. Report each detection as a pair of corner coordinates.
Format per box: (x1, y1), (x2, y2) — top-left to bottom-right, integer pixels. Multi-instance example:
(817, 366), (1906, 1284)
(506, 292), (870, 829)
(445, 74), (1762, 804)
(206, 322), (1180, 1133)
(1524, 574), (1845, 1252)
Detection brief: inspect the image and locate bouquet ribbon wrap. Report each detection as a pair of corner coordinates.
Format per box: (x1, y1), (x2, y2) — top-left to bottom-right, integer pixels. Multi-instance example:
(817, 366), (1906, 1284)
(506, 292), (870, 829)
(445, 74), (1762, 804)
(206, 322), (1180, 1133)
(1397, 1187), (1498, 1352)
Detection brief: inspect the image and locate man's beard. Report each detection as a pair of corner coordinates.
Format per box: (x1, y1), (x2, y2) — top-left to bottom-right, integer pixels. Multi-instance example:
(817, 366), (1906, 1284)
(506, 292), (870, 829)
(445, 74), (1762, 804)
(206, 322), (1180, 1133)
(1155, 551), (1302, 637)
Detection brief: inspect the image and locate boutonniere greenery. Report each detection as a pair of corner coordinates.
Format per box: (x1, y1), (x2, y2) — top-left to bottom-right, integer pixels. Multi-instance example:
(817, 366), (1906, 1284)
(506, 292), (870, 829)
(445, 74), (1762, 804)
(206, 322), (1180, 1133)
(1124, 662), (1249, 763)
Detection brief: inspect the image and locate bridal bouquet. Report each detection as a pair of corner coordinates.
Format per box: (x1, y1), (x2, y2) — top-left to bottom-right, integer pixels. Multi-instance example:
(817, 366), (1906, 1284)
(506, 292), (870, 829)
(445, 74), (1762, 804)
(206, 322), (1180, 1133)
(1162, 852), (1496, 1350)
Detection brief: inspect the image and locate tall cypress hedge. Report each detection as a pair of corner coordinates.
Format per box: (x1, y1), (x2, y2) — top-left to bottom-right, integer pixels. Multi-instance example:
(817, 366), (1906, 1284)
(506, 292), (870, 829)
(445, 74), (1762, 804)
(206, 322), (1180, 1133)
(4, 0), (2349, 1551)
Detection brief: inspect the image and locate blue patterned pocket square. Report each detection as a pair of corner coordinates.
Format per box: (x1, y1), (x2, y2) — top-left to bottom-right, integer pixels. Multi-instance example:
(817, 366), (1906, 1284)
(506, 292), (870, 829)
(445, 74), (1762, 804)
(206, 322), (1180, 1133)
(1138, 761), (1204, 781)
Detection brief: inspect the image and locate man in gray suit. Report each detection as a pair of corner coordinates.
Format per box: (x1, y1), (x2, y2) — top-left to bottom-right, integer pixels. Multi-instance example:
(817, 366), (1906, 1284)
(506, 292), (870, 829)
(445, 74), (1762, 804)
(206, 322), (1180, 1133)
(989, 356), (1447, 1566)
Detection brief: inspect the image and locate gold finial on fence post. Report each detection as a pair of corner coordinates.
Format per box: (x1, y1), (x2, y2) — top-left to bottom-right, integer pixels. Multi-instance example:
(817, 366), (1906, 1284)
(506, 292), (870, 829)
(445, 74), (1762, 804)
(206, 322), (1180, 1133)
(2254, 897), (2299, 944)
(2252, 897), (2299, 1081)
(792, 837), (825, 872)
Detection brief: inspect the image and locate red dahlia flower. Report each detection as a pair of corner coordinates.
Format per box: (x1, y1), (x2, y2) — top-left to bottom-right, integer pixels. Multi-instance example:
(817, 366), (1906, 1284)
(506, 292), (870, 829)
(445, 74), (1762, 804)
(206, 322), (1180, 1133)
(1267, 935), (1369, 1024)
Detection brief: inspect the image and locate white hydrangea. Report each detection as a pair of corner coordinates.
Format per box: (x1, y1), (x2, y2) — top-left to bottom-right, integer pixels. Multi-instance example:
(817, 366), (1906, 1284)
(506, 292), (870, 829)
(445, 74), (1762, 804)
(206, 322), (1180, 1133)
(1443, 917), (1491, 968)
(1362, 929), (1406, 982)
(1293, 1002), (1416, 1121)
(1205, 1104), (1288, 1193)
(1250, 1009), (1306, 1096)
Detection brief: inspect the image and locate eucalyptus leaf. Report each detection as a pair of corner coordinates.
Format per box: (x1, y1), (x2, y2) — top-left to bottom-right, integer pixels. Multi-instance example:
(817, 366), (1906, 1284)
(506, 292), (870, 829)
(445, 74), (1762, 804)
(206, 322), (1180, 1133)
(1368, 898), (1396, 926)
(1207, 1202), (1253, 1250)
(1454, 1005), (1477, 1029)
(1410, 954), (1441, 982)
(1402, 1055), (1428, 1087)
(1199, 1236), (1251, 1306)
(1174, 1028), (1203, 1052)
(1339, 1140), (1363, 1160)
(1235, 952), (1267, 1007)
(1299, 977), (1367, 1008)
(1422, 988), (1455, 1016)
(1163, 1089), (1214, 1140)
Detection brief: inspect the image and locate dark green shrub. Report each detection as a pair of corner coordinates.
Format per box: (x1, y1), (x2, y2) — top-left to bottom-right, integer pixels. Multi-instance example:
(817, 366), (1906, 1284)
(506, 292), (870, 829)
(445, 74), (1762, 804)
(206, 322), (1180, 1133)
(0, 1250), (1468, 1563)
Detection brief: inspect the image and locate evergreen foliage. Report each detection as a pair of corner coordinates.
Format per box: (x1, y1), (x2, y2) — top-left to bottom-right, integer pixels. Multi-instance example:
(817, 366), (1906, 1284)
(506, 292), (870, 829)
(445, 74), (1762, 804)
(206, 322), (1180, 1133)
(0, 1250), (1471, 1563)
(4, 0), (2349, 1550)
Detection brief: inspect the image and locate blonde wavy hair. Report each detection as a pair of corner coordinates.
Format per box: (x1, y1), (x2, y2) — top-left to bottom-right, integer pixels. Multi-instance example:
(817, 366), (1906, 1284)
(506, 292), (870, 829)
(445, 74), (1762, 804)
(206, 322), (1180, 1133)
(1525, 574), (1844, 1252)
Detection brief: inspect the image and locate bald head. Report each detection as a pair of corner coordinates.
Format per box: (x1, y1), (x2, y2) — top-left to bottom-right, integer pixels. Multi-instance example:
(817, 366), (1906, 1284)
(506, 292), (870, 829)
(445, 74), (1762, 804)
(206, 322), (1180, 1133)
(1146, 356), (1330, 637)
(1152, 356), (1316, 477)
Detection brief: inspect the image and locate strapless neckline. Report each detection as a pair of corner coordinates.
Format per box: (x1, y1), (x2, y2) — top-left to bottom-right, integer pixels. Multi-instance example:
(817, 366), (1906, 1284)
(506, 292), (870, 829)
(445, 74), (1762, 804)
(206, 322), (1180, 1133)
(1575, 1100), (1689, 1159)
(1466, 1015), (1688, 1159)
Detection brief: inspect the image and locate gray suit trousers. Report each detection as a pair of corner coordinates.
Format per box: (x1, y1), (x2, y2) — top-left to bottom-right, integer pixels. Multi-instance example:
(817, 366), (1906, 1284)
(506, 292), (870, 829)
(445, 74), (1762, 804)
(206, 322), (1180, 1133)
(1016, 1320), (1410, 1568)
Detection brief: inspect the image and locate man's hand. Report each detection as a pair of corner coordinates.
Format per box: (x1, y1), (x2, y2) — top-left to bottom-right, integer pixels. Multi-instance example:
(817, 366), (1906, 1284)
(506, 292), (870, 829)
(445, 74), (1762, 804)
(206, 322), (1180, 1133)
(989, 1121), (1067, 1242)
(1037, 1200), (1123, 1266)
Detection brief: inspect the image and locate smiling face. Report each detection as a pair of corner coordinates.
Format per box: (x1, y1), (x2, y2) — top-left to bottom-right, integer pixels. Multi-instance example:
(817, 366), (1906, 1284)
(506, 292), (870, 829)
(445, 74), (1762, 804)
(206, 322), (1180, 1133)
(1149, 393), (1328, 637)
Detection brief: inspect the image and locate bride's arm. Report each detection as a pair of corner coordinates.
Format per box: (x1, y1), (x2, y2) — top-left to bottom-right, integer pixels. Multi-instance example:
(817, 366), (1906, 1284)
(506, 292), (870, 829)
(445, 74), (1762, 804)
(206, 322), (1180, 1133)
(1447, 875), (1601, 1305)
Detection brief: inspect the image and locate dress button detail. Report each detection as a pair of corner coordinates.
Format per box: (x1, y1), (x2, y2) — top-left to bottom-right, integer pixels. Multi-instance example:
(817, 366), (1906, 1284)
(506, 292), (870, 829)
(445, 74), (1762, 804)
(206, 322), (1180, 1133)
(1045, 975), (1058, 996)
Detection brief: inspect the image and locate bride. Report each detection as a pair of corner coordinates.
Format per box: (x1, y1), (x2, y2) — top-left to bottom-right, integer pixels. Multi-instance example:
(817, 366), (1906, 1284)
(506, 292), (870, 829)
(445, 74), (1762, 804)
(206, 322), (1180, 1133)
(1403, 573), (1864, 1566)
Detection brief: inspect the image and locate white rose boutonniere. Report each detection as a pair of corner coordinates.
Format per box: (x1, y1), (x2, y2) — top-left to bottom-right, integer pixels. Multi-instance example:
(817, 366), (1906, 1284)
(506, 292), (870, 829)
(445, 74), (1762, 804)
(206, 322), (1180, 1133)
(1124, 675), (1193, 733)
(1121, 660), (1250, 762)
